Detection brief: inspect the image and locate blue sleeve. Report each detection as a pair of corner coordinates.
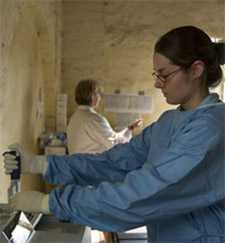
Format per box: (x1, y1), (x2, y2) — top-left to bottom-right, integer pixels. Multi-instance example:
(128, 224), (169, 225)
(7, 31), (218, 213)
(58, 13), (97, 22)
(44, 125), (151, 186)
(48, 116), (223, 232)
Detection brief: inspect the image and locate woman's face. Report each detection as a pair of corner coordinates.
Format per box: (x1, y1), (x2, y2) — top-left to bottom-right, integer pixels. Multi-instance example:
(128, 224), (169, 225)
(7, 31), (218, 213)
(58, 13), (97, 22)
(91, 88), (101, 108)
(153, 52), (201, 106)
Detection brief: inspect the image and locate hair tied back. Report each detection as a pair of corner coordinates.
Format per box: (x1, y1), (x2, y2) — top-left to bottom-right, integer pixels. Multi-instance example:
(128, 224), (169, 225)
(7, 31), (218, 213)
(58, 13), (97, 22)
(213, 42), (225, 65)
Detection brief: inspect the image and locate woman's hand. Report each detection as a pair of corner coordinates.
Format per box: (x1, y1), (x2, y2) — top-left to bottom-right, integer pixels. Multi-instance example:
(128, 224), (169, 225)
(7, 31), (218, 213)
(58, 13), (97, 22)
(128, 118), (143, 130)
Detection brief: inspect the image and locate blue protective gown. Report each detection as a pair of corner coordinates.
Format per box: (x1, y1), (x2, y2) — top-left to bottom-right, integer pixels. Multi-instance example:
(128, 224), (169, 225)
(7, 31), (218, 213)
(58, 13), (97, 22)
(44, 93), (225, 243)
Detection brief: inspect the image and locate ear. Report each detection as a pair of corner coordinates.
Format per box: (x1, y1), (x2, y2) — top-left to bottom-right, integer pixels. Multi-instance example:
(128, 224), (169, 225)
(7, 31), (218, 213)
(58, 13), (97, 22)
(190, 60), (205, 79)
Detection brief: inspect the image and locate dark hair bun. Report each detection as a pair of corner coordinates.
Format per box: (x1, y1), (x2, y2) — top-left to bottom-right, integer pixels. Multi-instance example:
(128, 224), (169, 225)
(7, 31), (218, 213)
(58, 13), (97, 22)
(213, 42), (225, 65)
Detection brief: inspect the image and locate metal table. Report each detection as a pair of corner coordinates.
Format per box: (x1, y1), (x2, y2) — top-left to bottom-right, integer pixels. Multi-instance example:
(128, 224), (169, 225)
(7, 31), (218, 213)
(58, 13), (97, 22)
(0, 204), (91, 243)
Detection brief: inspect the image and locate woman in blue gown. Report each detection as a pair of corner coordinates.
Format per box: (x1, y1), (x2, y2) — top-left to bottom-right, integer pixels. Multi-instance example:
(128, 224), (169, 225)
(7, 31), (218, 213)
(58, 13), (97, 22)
(4, 26), (225, 243)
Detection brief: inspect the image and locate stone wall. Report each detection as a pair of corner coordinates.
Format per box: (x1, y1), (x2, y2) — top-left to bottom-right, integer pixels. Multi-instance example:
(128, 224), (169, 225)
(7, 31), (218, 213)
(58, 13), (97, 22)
(61, 0), (225, 127)
(0, 0), (62, 202)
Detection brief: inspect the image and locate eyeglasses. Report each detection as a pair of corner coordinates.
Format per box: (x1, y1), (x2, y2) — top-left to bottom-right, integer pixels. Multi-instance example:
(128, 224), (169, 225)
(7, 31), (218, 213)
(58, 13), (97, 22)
(152, 68), (182, 82)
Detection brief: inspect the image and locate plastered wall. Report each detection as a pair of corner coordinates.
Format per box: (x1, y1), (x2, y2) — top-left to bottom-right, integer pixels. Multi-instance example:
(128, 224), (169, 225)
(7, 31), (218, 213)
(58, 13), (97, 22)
(61, 0), (225, 128)
(0, 0), (62, 203)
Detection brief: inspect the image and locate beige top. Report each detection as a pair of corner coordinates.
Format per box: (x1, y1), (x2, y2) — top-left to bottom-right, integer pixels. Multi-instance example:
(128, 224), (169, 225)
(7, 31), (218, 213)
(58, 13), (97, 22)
(67, 106), (132, 154)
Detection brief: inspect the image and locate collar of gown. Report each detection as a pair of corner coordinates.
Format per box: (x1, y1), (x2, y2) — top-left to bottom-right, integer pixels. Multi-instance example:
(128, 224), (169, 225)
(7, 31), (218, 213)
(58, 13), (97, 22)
(78, 105), (96, 113)
(199, 92), (220, 106)
(178, 93), (221, 112)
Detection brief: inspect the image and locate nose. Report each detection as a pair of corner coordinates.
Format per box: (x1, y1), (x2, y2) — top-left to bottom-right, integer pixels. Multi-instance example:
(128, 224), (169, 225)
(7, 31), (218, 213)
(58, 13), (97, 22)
(154, 79), (164, 89)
